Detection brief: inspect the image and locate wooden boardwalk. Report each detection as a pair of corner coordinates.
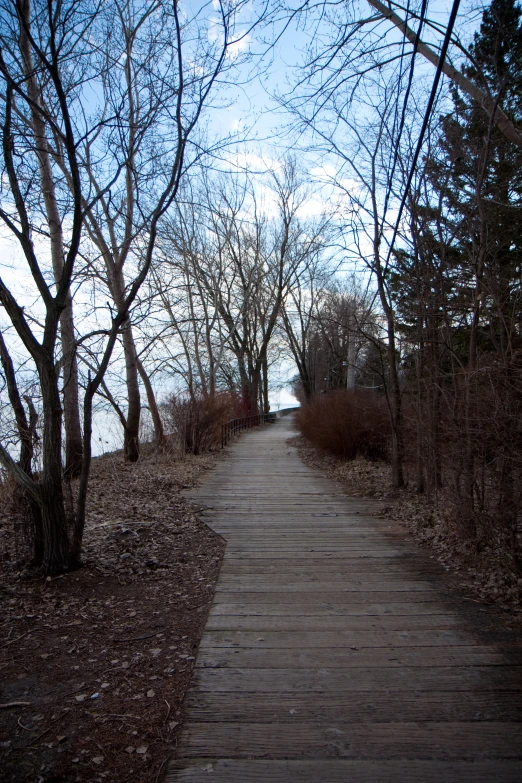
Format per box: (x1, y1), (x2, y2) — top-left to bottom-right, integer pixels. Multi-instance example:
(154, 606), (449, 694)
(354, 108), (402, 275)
(166, 416), (522, 782)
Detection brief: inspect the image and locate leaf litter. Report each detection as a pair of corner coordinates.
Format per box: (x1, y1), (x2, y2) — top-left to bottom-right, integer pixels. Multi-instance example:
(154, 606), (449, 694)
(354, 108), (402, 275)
(0, 445), (225, 782)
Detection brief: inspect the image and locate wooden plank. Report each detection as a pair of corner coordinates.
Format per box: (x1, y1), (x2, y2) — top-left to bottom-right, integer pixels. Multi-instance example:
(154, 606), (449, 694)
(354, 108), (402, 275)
(215, 579), (440, 592)
(205, 614), (467, 631)
(219, 561), (442, 574)
(167, 759), (522, 783)
(210, 600), (452, 616)
(183, 690), (522, 723)
(214, 586), (441, 597)
(177, 721), (522, 760)
(192, 666), (522, 693)
(196, 645), (512, 669)
(198, 629), (481, 648)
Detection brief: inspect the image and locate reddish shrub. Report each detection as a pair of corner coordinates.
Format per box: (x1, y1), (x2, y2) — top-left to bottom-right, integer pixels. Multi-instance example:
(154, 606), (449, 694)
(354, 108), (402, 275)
(296, 389), (390, 461)
(164, 392), (242, 455)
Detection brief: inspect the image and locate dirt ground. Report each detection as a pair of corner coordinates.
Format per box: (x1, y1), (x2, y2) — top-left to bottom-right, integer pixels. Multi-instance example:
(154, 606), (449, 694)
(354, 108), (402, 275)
(292, 435), (522, 619)
(0, 446), (225, 783)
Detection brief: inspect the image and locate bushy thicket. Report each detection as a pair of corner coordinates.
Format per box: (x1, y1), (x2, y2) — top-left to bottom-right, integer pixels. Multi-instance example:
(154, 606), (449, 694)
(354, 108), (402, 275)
(296, 389), (390, 461)
(164, 393), (241, 455)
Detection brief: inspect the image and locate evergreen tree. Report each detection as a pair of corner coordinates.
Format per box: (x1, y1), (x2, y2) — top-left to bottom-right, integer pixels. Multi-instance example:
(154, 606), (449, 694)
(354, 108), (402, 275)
(431, 0), (522, 358)
(393, 0), (522, 538)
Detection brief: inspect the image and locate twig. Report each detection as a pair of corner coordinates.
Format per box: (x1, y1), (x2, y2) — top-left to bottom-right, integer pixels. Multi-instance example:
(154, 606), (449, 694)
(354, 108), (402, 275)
(0, 701), (31, 709)
(26, 709), (70, 747)
(184, 601), (209, 611)
(18, 716), (32, 730)
(164, 699), (171, 724)
(113, 629), (164, 643)
(94, 713), (139, 720)
(1, 631), (31, 648)
(156, 756), (170, 782)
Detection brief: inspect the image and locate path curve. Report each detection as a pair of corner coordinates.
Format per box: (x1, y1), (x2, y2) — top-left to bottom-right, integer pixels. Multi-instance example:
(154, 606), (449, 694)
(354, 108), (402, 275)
(167, 416), (522, 782)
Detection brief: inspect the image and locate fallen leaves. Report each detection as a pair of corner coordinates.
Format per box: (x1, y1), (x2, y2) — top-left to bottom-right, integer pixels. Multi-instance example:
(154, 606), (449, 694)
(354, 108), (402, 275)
(0, 445), (225, 782)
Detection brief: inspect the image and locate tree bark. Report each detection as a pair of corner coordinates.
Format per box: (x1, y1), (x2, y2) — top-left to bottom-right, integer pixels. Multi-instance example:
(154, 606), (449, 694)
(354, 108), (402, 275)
(121, 318), (141, 462)
(137, 357), (166, 447)
(262, 357), (269, 413)
(109, 265), (141, 462)
(39, 360), (70, 572)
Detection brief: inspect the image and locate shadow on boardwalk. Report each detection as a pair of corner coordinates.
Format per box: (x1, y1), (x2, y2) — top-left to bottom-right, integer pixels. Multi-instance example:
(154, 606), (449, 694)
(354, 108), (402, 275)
(166, 416), (522, 783)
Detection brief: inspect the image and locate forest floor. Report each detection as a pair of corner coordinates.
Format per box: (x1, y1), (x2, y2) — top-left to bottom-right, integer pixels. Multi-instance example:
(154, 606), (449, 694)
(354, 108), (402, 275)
(0, 445), (225, 783)
(292, 436), (522, 621)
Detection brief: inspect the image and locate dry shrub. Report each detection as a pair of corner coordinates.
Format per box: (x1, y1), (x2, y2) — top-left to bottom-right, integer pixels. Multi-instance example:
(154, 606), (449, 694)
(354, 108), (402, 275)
(0, 469), (36, 566)
(296, 389), (390, 461)
(164, 392), (241, 455)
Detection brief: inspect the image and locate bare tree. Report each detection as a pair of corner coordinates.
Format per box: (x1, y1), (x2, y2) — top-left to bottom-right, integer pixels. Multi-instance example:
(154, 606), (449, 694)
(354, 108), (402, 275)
(280, 246), (332, 401)
(17, 0), (83, 476)
(366, 0), (522, 148)
(0, 0), (263, 571)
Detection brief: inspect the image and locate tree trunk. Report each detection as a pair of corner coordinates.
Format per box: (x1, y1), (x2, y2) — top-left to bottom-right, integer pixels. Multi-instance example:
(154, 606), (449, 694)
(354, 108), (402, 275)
(39, 361), (70, 573)
(23, 395), (44, 563)
(262, 358), (269, 413)
(121, 318), (141, 461)
(61, 298), (83, 476)
(387, 331), (404, 489)
(244, 368), (261, 415)
(109, 263), (141, 462)
(377, 271), (404, 489)
(137, 358), (166, 447)
(366, 0), (522, 149)
(347, 337), (357, 391)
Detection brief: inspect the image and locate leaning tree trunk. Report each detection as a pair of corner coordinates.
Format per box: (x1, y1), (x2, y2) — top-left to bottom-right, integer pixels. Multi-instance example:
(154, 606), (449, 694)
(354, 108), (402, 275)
(110, 266), (141, 462)
(60, 297), (83, 476)
(137, 358), (166, 447)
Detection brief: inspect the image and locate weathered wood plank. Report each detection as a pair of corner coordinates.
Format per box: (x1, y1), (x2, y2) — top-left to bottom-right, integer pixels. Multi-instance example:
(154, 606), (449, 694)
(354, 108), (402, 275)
(192, 666), (522, 693)
(196, 645), (513, 669)
(177, 721), (522, 760)
(198, 629), (481, 648)
(215, 579), (440, 591)
(213, 589), (441, 601)
(219, 561), (443, 575)
(210, 600), (452, 616)
(183, 690), (522, 723)
(167, 759), (522, 783)
(205, 614), (468, 631)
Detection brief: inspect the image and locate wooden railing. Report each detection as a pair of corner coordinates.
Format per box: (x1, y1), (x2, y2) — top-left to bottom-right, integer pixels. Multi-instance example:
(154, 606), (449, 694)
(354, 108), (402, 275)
(221, 413), (276, 448)
(221, 407), (299, 448)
